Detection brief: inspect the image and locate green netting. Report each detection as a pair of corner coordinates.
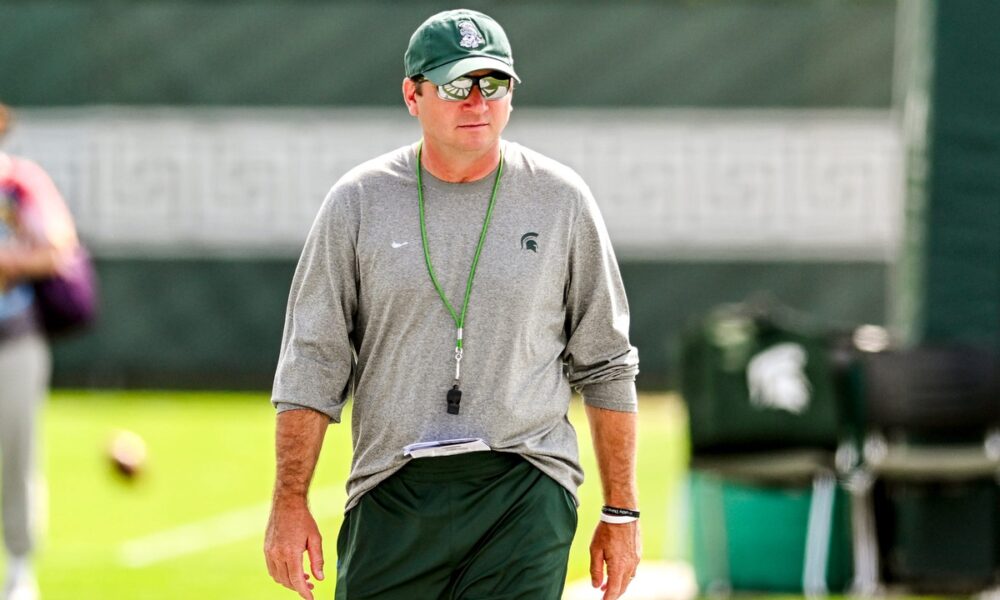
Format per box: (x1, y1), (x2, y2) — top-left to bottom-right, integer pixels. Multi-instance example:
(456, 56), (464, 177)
(920, 0), (1000, 348)
(897, 0), (1000, 349)
(1, 0), (895, 107)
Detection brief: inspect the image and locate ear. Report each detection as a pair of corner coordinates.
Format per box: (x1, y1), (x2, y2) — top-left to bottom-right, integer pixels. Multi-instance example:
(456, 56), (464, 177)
(402, 78), (419, 117)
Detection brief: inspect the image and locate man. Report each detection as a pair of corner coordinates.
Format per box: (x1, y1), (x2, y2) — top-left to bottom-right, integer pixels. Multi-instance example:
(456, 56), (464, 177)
(1, 103), (76, 600)
(265, 9), (640, 600)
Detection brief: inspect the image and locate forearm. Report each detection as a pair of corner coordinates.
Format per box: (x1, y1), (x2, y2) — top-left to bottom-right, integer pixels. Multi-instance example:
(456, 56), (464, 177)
(585, 404), (638, 508)
(272, 408), (330, 507)
(0, 244), (62, 281)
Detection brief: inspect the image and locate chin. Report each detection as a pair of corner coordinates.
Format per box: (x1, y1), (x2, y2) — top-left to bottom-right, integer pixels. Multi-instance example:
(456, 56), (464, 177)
(455, 132), (497, 151)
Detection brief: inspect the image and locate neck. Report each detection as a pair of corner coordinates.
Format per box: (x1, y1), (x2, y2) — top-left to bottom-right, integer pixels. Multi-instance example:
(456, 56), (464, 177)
(419, 141), (501, 183)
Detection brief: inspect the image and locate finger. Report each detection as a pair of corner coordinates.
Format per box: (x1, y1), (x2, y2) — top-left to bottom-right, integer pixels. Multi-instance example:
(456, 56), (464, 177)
(286, 558), (314, 600)
(603, 561), (627, 600)
(277, 555), (308, 597)
(270, 556), (292, 588)
(625, 535), (641, 593)
(265, 554), (277, 582)
(620, 569), (636, 597)
(307, 532), (326, 581)
(274, 557), (295, 590)
(590, 546), (605, 588)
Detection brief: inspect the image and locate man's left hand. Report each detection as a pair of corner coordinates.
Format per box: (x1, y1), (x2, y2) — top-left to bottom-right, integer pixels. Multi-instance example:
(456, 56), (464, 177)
(590, 520), (641, 600)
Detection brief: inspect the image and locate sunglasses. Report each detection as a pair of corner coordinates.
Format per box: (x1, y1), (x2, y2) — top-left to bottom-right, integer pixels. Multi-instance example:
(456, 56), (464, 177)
(418, 72), (513, 101)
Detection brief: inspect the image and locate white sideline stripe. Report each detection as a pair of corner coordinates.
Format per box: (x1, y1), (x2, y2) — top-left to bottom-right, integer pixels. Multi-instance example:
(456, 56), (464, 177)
(118, 486), (342, 568)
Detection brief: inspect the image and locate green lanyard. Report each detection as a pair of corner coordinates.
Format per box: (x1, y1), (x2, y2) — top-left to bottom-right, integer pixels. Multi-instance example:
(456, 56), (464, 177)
(416, 141), (504, 414)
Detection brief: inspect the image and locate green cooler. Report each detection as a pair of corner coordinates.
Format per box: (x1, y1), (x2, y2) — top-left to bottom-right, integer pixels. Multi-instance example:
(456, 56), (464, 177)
(690, 469), (853, 594)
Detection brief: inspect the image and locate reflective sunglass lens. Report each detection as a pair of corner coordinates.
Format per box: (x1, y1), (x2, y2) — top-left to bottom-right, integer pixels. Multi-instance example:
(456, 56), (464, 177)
(435, 74), (511, 101)
(479, 77), (510, 99)
(439, 77), (475, 100)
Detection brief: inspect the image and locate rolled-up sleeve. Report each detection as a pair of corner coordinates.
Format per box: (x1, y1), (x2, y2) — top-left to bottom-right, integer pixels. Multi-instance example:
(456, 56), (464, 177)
(562, 187), (639, 412)
(271, 184), (359, 422)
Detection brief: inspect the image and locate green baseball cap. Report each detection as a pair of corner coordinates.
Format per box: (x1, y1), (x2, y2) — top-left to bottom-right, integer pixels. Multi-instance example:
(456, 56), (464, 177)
(405, 9), (520, 85)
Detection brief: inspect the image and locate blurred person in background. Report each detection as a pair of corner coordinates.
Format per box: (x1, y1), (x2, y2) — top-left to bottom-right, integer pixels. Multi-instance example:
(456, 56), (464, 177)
(264, 9), (640, 600)
(0, 103), (78, 600)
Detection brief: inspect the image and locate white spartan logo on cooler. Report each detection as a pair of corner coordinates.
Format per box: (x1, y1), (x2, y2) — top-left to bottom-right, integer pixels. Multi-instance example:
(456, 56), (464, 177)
(458, 21), (485, 48)
(746, 342), (812, 414)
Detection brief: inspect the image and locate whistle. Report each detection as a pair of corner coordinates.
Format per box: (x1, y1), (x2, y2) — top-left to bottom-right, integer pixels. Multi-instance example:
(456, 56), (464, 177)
(446, 385), (462, 415)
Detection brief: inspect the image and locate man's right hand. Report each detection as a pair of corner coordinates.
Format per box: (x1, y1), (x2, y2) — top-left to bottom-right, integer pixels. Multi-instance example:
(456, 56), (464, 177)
(265, 500), (325, 600)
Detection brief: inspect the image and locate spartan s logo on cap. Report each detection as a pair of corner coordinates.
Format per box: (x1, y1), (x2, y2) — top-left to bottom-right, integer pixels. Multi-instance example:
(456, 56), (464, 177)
(458, 20), (486, 48)
(520, 232), (538, 252)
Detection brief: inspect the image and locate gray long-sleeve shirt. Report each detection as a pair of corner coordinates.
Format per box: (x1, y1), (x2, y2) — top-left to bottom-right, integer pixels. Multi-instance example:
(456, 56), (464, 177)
(272, 141), (638, 510)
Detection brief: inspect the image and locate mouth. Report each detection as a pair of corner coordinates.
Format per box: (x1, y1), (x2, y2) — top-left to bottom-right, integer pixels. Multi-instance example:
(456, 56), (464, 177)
(457, 123), (488, 129)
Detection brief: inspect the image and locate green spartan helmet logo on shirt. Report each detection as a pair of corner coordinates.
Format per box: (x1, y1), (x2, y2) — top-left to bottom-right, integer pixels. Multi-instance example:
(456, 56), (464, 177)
(520, 232), (538, 252)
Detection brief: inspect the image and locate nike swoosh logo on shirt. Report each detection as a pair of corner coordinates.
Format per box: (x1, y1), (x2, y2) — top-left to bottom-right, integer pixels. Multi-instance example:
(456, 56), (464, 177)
(391, 241), (409, 249)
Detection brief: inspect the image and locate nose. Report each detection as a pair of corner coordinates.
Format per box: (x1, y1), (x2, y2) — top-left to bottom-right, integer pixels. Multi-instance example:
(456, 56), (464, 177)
(462, 85), (488, 109)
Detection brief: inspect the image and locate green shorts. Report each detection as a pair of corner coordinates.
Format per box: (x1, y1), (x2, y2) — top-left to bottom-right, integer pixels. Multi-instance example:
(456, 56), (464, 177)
(335, 451), (578, 600)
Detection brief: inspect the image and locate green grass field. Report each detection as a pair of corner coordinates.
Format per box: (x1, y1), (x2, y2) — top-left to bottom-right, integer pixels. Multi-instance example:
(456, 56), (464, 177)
(8, 391), (687, 599)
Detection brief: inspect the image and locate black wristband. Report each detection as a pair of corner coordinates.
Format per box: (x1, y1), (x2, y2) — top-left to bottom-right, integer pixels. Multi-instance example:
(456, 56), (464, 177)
(601, 505), (640, 518)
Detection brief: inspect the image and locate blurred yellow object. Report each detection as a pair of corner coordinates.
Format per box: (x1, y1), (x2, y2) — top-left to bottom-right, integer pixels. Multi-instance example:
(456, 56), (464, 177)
(107, 430), (147, 480)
